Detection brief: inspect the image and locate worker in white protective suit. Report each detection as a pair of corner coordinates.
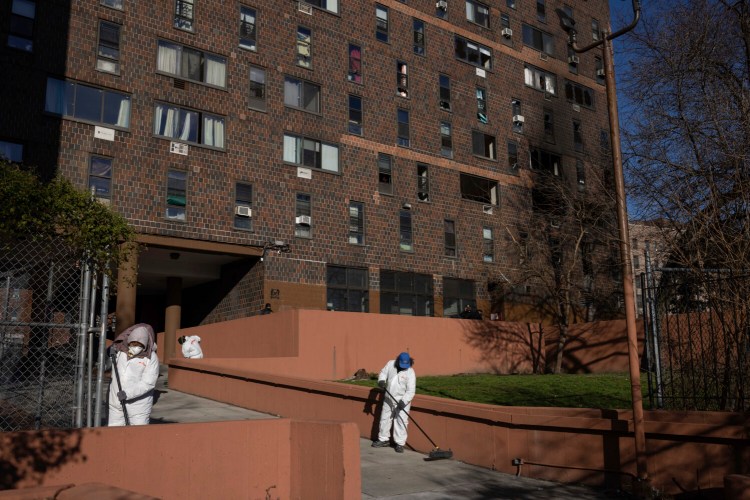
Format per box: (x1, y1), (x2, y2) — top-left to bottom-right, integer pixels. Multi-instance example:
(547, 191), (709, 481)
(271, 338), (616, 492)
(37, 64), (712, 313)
(107, 323), (159, 426)
(372, 352), (416, 453)
(178, 335), (203, 359)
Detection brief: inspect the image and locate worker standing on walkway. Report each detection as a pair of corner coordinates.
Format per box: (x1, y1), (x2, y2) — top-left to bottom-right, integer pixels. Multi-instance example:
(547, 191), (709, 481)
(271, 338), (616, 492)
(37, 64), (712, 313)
(178, 335), (203, 359)
(372, 352), (416, 453)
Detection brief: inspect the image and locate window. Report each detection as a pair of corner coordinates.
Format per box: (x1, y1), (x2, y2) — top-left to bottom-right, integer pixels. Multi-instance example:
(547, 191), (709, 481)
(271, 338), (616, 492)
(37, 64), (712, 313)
(376, 5), (389, 42)
(174, 0), (194, 31)
(483, 227), (494, 262)
(529, 147), (561, 176)
(8, 0), (35, 52)
(153, 103), (225, 148)
(440, 121), (452, 158)
(234, 182), (253, 230)
(524, 65), (557, 95)
(397, 62), (408, 97)
(536, 0), (546, 22)
(444, 220), (456, 257)
(600, 129), (610, 151)
(564, 80), (594, 108)
(284, 76), (320, 113)
(507, 140), (518, 169)
(380, 270), (434, 316)
(45, 78), (132, 129)
(413, 19), (425, 55)
(443, 278), (475, 317)
(500, 14), (512, 46)
(0, 141), (23, 162)
(591, 19), (601, 41)
(567, 46), (578, 74)
(519, 231), (529, 263)
(349, 201), (364, 244)
(521, 24), (553, 56)
(466, 0), (490, 28)
(399, 210), (413, 251)
(348, 44), (362, 83)
(239, 6), (257, 51)
(305, 0), (339, 14)
(476, 87), (487, 123)
(417, 164), (429, 201)
(101, 0), (123, 9)
(378, 153), (393, 195)
(166, 169), (187, 221)
(249, 65), (266, 111)
(576, 160), (586, 190)
(460, 173), (498, 205)
(283, 133), (339, 172)
(439, 74), (451, 111)
(595, 57), (605, 85)
(295, 193), (312, 238)
(156, 40), (227, 88)
(436, 0), (447, 18)
(97, 21), (121, 74)
(326, 266), (368, 312)
(472, 131), (496, 160)
(507, 0), (516, 8)
(512, 98), (523, 133)
(348, 94), (362, 135)
(89, 156), (113, 203)
(573, 120), (583, 152)
(543, 108), (554, 143)
(296, 26), (312, 68)
(455, 36), (492, 69)
(397, 109), (410, 147)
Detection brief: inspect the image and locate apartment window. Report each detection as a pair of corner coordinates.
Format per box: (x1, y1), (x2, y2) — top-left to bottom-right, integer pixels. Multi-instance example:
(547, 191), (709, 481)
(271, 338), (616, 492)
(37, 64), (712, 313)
(283, 133), (339, 172)
(507, 140), (518, 169)
(444, 220), (456, 257)
(436, 0), (448, 18)
(524, 65), (557, 95)
(248, 65), (266, 111)
(455, 36), (492, 69)
(483, 227), (494, 262)
(380, 270), (434, 316)
(45, 78), (131, 129)
(234, 182), (253, 230)
(460, 173), (498, 205)
(89, 156), (112, 202)
(565, 80), (594, 108)
(417, 164), (430, 201)
(413, 19), (425, 55)
(512, 98), (523, 133)
(476, 87), (487, 123)
(174, 0), (194, 31)
(0, 141), (23, 162)
(591, 19), (601, 41)
(543, 108), (555, 143)
(101, 0), (123, 9)
(295, 193), (312, 238)
(348, 44), (362, 83)
(305, 0), (339, 14)
(439, 74), (451, 111)
(349, 201), (364, 244)
(573, 120), (583, 152)
(507, 0), (516, 8)
(500, 14), (512, 46)
(239, 6), (257, 51)
(576, 160), (586, 190)
(466, 0), (490, 28)
(296, 26), (312, 68)
(529, 147), (561, 176)
(595, 57), (605, 85)
(166, 169), (187, 221)
(536, 0), (546, 22)
(376, 5), (389, 42)
(156, 40), (227, 88)
(397, 62), (408, 97)
(154, 103), (225, 148)
(397, 109), (410, 147)
(284, 76), (320, 113)
(600, 129), (610, 150)
(443, 278), (475, 317)
(8, 0), (35, 52)
(472, 131), (496, 160)
(399, 210), (413, 251)
(567, 46), (578, 74)
(440, 122), (453, 157)
(378, 153), (393, 195)
(519, 231), (529, 264)
(326, 266), (368, 313)
(96, 21), (121, 74)
(348, 94), (362, 135)
(521, 24), (553, 56)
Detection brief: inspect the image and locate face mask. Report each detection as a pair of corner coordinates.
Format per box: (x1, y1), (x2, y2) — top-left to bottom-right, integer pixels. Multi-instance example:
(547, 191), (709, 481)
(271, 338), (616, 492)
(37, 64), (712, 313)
(128, 346), (144, 356)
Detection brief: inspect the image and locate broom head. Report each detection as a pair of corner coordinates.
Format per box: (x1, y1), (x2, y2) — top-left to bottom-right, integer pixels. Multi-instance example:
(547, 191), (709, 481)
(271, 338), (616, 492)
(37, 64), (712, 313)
(427, 448), (453, 460)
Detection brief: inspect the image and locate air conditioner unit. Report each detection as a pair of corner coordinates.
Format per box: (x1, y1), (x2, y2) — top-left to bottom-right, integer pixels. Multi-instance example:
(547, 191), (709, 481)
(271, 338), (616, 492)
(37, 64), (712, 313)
(539, 52), (548, 61)
(436, 0), (448, 12)
(568, 55), (580, 65)
(235, 206), (252, 217)
(512, 114), (525, 124)
(298, 1), (313, 14)
(483, 205), (494, 215)
(596, 68), (606, 77)
(501, 28), (513, 38)
(439, 100), (451, 111)
(572, 103), (581, 112)
(295, 215), (312, 226)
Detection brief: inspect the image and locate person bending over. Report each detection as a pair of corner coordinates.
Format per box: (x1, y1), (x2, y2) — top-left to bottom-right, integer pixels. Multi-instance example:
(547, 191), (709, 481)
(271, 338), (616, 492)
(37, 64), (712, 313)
(372, 351), (416, 453)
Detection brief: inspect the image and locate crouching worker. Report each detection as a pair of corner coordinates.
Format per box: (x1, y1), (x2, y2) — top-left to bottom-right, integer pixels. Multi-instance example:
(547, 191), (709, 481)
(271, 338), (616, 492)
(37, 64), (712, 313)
(372, 352), (416, 453)
(108, 323), (159, 426)
(178, 335), (203, 359)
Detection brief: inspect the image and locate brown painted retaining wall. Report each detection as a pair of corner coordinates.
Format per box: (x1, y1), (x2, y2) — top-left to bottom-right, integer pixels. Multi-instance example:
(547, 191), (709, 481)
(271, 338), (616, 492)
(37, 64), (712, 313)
(0, 419), (361, 500)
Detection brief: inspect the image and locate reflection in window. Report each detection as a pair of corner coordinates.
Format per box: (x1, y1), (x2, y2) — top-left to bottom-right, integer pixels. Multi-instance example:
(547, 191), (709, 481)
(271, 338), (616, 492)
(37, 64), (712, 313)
(89, 156), (113, 202)
(326, 265), (369, 312)
(166, 169), (187, 221)
(153, 103), (225, 148)
(380, 270), (434, 316)
(443, 278), (475, 317)
(45, 78), (131, 129)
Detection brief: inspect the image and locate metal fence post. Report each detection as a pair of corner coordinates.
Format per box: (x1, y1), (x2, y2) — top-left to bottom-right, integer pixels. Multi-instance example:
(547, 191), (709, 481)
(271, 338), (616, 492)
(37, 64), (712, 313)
(74, 258), (92, 428)
(94, 270), (109, 427)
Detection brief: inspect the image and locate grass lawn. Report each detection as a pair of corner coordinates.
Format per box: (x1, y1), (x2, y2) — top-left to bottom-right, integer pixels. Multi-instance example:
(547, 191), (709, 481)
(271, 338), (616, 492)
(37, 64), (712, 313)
(344, 373), (650, 410)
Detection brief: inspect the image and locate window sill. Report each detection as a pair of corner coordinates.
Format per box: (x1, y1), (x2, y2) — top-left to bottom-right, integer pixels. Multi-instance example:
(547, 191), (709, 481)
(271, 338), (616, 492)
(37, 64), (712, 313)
(248, 105), (268, 113)
(471, 154), (498, 162)
(96, 68), (121, 77)
(45, 113), (131, 133)
(155, 71), (228, 92)
(239, 45), (257, 52)
(284, 105), (322, 117)
(467, 20), (491, 31)
(283, 161), (341, 176)
(153, 135), (226, 153)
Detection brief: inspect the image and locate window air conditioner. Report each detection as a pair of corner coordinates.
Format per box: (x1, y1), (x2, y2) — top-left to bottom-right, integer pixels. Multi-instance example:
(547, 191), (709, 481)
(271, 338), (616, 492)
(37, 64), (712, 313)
(235, 206), (252, 217)
(512, 114), (525, 124)
(501, 28), (513, 38)
(436, 0), (448, 11)
(568, 55), (580, 65)
(596, 68), (605, 77)
(298, 1), (313, 15)
(295, 215), (312, 226)
(483, 205), (494, 215)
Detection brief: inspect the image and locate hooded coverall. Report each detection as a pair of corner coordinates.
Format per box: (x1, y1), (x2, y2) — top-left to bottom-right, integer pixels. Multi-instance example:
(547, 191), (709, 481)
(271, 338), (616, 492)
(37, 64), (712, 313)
(181, 335), (203, 359)
(108, 326), (159, 426)
(377, 359), (416, 446)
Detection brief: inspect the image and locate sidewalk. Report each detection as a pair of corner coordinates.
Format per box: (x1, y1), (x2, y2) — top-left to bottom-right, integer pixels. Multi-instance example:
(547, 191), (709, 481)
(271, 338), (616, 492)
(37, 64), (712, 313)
(150, 366), (620, 499)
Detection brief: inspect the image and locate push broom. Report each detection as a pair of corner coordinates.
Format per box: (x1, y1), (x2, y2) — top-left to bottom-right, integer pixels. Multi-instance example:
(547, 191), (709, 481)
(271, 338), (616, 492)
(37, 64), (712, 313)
(382, 387), (453, 460)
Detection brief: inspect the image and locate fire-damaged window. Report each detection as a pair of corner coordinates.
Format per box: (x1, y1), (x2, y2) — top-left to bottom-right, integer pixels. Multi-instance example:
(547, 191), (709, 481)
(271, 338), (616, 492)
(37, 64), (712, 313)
(460, 173), (498, 205)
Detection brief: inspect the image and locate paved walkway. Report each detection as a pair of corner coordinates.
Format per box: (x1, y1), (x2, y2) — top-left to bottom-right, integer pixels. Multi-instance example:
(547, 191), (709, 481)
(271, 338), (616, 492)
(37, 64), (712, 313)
(149, 367), (622, 499)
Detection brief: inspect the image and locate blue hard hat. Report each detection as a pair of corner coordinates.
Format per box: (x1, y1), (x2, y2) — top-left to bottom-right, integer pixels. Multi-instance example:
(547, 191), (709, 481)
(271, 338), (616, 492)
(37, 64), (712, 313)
(397, 352), (411, 369)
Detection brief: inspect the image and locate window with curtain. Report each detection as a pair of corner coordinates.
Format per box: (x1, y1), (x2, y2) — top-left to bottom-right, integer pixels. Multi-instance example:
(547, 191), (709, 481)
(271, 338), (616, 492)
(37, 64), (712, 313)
(45, 77), (131, 129)
(524, 64), (557, 95)
(97, 21), (121, 74)
(157, 40), (226, 88)
(166, 169), (187, 221)
(153, 102), (224, 148)
(89, 156), (113, 202)
(296, 26), (312, 68)
(283, 133), (339, 172)
(348, 44), (362, 83)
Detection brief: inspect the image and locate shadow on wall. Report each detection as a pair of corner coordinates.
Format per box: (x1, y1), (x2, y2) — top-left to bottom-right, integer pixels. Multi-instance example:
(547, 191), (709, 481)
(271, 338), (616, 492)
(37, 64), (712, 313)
(0, 429), (85, 490)
(460, 320), (546, 374)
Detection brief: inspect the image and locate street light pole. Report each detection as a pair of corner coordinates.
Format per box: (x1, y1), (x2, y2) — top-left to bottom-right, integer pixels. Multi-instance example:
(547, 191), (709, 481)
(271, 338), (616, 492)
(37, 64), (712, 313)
(557, 1), (649, 487)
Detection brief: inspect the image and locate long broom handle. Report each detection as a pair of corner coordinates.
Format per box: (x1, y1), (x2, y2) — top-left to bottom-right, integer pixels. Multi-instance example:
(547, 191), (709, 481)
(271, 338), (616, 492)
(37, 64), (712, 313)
(110, 352), (130, 426)
(382, 386), (438, 449)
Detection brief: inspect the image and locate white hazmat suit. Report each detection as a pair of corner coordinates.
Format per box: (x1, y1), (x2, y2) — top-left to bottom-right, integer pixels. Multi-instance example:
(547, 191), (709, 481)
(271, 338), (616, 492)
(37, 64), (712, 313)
(180, 335), (203, 359)
(376, 355), (416, 446)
